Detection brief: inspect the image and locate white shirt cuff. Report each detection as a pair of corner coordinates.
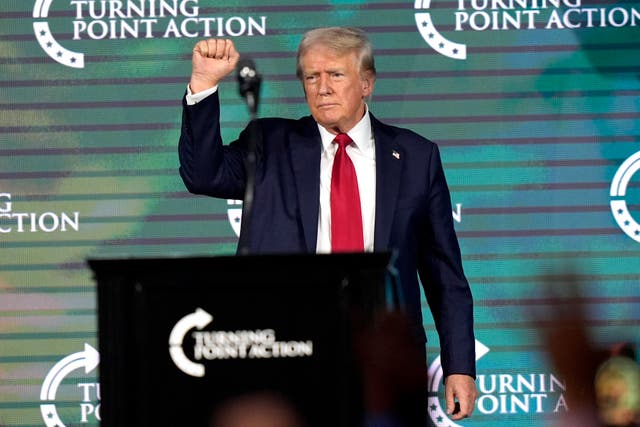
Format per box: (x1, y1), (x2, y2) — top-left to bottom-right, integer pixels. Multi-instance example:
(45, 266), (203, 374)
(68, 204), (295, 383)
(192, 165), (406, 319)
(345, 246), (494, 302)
(185, 84), (218, 105)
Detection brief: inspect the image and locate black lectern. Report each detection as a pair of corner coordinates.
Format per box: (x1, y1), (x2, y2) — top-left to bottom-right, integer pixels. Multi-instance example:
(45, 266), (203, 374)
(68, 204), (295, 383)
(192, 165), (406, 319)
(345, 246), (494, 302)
(89, 252), (395, 427)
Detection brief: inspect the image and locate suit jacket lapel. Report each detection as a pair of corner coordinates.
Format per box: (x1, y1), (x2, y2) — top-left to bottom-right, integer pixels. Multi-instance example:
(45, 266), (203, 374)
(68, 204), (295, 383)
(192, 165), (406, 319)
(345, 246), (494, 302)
(289, 114), (401, 252)
(290, 118), (322, 252)
(372, 115), (403, 251)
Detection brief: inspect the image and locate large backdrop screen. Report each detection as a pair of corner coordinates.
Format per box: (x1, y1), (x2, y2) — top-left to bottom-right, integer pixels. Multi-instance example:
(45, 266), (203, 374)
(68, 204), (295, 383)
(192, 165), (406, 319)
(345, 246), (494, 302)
(1, 0), (639, 426)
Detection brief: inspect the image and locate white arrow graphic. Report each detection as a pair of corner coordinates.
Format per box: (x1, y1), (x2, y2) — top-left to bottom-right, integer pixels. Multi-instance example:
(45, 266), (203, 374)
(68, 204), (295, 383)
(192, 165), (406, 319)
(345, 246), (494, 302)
(40, 343), (100, 427)
(169, 307), (213, 377)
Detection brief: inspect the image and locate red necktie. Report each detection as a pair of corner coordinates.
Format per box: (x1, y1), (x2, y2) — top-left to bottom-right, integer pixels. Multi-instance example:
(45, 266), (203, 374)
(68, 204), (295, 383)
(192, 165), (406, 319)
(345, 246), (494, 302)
(330, 133), (364, 252)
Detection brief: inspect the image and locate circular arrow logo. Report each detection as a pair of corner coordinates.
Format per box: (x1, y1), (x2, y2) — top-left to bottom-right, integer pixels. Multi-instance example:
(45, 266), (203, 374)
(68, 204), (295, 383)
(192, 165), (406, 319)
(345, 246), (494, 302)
(610, 150), (640, 243)
(427, 340), (489, 426)
(40, 343), (100, 427)
(169, 308), (214, 377)
(414, 0), (467, 60)
(33, 0), (85, 68)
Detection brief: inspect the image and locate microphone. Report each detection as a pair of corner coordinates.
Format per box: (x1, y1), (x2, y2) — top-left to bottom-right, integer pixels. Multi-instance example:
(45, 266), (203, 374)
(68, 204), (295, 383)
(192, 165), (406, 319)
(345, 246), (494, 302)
(236, 58), (262, 116)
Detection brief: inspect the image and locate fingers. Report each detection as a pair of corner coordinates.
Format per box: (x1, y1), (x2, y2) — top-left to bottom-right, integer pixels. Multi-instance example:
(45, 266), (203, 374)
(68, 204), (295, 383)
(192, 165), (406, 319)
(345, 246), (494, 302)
(190, 39), (240, 92)
(194, 39), (236, 61)
(449, 396), (473, 420)
(445, 384), (458, 416)
(224, 39), (236, 60)
(445, 374), (478, 420)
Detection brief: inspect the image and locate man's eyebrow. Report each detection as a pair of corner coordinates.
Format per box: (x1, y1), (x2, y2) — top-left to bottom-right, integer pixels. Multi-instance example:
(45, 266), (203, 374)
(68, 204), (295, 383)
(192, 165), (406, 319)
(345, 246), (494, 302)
(301, 65), (347, 78)
(328, 68), (343, 73)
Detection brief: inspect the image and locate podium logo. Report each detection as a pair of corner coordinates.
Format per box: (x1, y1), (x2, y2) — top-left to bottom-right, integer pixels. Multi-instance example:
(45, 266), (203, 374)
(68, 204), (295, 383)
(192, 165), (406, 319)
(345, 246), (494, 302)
(32, 0), (267, 69)
(610, 150), (640, 243)
(169, 308), (314, 378)
(40, 344), (101, 426)
(169, 307), (214, 377)
(413, 0), (640, 60)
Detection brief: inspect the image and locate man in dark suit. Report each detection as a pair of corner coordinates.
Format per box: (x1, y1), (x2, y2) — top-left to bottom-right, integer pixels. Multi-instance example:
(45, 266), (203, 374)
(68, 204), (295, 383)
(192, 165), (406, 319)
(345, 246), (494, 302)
(179, 27), (478, 420)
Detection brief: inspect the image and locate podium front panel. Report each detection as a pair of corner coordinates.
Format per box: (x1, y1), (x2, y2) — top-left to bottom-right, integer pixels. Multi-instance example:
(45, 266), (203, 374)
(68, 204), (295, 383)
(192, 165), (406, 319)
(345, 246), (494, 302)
(90, 253), (392, 427)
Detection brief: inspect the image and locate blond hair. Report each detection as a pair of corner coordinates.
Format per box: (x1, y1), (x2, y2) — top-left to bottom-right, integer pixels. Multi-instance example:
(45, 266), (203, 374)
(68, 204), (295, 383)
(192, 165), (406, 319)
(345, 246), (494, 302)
(295, 27), (376, 79)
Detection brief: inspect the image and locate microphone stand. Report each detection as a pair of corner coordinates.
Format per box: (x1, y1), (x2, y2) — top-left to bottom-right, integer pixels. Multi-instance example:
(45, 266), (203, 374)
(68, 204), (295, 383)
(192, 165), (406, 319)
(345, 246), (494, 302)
(236, 62), (261, 255)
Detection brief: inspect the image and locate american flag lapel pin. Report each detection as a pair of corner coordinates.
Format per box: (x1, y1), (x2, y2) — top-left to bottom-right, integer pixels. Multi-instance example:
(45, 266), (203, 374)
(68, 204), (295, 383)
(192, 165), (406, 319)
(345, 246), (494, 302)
(392, 150), (400, 160)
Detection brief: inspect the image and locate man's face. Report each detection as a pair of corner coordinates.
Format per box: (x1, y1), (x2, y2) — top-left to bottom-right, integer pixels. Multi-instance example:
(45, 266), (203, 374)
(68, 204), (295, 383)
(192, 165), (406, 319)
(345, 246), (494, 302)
(299, 45), (374, 134)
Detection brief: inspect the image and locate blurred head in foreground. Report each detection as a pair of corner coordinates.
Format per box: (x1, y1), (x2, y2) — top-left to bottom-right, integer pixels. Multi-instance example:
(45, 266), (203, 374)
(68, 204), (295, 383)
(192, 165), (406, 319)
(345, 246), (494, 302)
(595, 355), (640, 427)
(537, 271), (639, 427)
(209, 392), (304, 427)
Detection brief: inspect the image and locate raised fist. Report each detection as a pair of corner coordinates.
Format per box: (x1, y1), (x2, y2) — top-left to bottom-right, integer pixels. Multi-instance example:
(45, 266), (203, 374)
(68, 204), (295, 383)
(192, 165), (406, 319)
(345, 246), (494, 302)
(189, 39), (240, 93)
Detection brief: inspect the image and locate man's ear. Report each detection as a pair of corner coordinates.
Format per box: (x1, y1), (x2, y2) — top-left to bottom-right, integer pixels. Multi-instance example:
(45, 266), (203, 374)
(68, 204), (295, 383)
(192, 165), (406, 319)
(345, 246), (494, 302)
(361, 72), (375, 96)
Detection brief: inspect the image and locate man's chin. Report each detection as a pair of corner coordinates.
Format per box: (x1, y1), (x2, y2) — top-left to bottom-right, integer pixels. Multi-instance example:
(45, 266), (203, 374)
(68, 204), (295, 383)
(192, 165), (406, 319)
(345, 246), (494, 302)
(312, 115), (338, 129)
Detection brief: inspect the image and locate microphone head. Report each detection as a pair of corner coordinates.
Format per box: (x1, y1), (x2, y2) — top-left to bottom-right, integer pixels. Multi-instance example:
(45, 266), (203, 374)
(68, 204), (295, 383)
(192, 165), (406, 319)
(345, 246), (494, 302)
(237, 58), (262, 98)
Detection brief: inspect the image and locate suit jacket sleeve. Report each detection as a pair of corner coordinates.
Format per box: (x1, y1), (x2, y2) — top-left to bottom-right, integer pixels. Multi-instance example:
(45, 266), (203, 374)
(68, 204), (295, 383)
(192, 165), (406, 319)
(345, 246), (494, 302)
(419, 143), (476, 379)
(178, 90), (248, 200)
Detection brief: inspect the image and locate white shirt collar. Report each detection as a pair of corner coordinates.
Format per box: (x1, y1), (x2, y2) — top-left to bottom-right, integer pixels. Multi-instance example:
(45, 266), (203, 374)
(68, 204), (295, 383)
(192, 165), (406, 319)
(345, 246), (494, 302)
(317, 105), (374, 157)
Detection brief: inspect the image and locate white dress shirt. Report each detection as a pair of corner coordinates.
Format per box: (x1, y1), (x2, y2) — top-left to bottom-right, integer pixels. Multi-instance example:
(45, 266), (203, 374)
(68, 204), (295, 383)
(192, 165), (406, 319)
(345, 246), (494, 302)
(315, 109), (376, 253)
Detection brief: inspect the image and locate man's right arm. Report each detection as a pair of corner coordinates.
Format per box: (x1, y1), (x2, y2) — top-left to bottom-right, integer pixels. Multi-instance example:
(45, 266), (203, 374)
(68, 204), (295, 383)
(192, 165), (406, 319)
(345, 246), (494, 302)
(178, 39), (246, 200)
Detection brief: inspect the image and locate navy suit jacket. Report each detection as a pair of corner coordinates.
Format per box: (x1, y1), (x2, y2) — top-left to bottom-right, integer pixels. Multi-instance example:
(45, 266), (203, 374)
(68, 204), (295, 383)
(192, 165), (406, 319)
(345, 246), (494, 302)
(179, 91), (476, 378)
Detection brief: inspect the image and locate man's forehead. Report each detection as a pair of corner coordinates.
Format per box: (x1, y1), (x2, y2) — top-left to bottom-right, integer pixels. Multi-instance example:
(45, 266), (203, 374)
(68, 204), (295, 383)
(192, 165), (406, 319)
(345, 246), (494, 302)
(300, 48), (358, 70)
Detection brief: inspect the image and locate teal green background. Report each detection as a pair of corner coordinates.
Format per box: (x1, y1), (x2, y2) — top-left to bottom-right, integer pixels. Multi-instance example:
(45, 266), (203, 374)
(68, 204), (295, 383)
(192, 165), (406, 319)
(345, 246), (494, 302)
(1, 0), (639, 426)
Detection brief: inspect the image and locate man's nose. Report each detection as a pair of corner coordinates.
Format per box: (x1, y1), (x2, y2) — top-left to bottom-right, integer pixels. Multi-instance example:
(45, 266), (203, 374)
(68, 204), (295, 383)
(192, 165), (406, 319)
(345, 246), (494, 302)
(318, 74), (332, 95)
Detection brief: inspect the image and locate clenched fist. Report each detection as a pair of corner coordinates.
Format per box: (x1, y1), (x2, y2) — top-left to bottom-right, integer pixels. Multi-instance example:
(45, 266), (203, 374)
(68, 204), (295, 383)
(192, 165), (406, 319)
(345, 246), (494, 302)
(189, 39), (240, 94)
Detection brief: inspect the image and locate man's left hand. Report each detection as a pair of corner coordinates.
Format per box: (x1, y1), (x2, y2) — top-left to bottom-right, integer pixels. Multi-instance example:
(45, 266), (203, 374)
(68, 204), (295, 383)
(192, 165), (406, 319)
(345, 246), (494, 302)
(444, 374), (478, 420)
